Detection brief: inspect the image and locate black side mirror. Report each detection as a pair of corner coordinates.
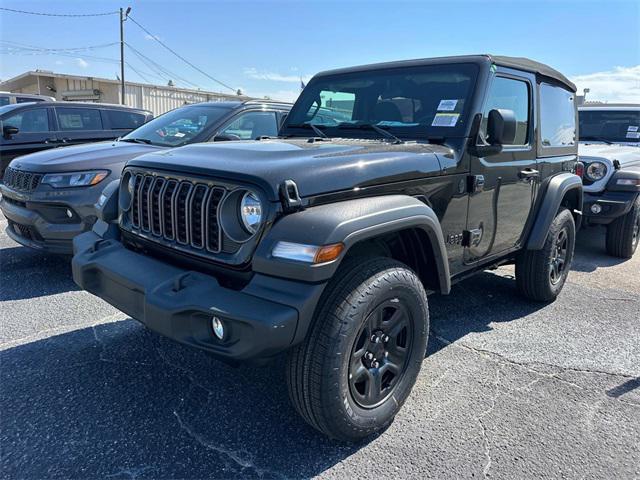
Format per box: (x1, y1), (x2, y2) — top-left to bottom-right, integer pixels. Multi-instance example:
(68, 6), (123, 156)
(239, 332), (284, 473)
(3, 125), (19, 138)
(486, 109), (516, 145)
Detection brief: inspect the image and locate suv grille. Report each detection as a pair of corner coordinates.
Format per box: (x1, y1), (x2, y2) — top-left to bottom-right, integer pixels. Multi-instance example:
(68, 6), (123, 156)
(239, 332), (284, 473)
(126, 172), (227, 254)
(3, 167), (43, 192)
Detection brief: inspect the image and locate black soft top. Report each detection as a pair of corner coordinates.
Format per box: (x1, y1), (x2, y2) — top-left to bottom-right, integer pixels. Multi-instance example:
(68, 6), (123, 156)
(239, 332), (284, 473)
(315, 54), (576, 92)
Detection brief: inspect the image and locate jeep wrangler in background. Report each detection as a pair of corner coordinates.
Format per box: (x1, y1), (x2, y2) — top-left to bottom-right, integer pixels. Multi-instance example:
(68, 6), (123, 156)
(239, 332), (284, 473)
(72, 55), (582, 441)
(578, 104), (640, 258)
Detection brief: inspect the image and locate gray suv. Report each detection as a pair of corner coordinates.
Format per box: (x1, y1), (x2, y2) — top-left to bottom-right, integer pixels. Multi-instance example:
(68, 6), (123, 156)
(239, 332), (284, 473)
(0, 100), (291, 254)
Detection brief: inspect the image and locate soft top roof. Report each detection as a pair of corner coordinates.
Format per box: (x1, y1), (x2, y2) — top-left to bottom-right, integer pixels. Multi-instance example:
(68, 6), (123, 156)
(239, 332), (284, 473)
(315, 54), (576, 92)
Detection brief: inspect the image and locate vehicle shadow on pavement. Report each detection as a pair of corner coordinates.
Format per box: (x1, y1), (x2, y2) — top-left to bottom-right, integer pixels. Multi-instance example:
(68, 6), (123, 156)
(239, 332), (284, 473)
(0, 247), (78, 301)
(571, 226), (627, 273)
(427, 270), (547, 355)
(0, 320), (365, 479)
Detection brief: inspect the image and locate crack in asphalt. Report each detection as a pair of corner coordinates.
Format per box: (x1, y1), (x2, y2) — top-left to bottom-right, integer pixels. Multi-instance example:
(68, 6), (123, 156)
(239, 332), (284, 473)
(477, 366), (501, 479)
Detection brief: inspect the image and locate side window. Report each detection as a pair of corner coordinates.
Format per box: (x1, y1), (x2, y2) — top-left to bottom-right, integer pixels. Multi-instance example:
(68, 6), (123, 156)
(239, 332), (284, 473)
(219, 111), (278, 140)
(55, 108), (103, 131)
(480, 76), (530, 145)
(307, 91), (355, 125)
(0, 96), (11, 106)
(2, 108), (50, 133)
(540, 83), (576, 147)
(106, 110), (147, 130)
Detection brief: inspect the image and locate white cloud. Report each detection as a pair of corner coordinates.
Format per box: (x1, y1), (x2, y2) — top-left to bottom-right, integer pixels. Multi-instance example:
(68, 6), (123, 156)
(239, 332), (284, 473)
(54, 60), (64, 65)
(571, 65), (640, 103)
(244, 67), (311, 84)
(250, 89), (301, 103)
(75, 58), (89, 68)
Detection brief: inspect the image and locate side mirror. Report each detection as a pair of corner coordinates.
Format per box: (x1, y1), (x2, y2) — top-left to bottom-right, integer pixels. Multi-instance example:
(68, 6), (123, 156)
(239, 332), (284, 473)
(486, 109), (516, 146)
(3, 125), (19, 138)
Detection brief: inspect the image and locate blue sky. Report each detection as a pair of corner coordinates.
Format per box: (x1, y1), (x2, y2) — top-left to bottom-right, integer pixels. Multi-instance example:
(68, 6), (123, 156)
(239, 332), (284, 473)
(1, 0), (638, 103)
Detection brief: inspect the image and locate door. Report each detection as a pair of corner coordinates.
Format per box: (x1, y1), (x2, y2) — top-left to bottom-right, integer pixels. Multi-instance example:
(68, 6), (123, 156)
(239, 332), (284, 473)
(216, 111), (279, 140)
(53, 106), (111, 145)
(0, 106), (54, 174)
(465, 72), (538, 262)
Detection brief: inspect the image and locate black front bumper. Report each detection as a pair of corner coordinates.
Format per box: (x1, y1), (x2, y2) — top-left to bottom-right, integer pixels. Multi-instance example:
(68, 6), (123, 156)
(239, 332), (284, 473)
(72, 230), (325, 361)
(582, 190), (639, 225)
(0, 184), (100, 254)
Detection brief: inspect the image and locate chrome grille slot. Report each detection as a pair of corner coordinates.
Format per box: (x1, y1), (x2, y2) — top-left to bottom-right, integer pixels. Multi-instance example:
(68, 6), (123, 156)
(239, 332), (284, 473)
(150, 178), (165, 236)
(189, 185), (208, 249)
(131, 175), (143, 228)
(174, 182), (193, 244)
(206, 187), (225, 253)
(139, 176), (154, 232)
(161, 180), (178, 239)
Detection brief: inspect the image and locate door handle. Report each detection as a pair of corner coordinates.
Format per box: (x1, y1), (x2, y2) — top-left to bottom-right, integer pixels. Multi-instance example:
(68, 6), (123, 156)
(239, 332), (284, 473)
(518, 168), (539, 179)
(45, 137), (59, 144)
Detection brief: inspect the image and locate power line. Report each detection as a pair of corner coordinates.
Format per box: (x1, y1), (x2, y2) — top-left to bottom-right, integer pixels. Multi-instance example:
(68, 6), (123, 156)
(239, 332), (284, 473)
(0, 7), (118, 17)
(127, 15), (237, 93)
(126, 43), (201, 89)
(0, 41), (120, 54)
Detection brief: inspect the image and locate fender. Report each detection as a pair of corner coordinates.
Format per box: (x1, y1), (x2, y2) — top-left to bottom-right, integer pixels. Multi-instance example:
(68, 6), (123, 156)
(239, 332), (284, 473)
(253, 195), (451, 293)
(526, 173), (583, 250)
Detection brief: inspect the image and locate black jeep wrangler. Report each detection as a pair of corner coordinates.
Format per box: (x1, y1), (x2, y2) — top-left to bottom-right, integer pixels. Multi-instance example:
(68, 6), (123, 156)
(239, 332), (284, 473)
(72, 55), (583, 441)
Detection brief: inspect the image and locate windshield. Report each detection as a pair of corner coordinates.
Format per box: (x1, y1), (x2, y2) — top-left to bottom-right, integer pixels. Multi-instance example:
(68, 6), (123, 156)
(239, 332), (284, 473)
(283, 63), (479, 139)
(579, 110), (640, 144)
(121, 105), (230, 147)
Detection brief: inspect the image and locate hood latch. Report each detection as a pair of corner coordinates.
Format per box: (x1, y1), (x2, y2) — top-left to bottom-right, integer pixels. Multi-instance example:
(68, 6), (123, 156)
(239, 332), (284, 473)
(279, 179), (303, 213)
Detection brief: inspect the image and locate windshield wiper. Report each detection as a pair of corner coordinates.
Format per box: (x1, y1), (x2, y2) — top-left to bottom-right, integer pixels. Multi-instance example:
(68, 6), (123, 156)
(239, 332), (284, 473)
(286, 123), (330, 140)
(337, 122), (404, 144)
(580, 136), (612, 145)
(120, 137), (152, 145)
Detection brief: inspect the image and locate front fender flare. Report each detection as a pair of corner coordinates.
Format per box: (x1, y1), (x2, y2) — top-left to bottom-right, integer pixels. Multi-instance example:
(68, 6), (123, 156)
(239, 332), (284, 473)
(253, 195), (451, 293)
(526, 173), (583, 250)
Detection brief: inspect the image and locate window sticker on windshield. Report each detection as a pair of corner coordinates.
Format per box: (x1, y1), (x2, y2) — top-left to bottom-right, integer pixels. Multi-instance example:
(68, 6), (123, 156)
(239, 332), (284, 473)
(432, 113), (460, 127)
(437, 99), (458, 111)
(626, 131), (640, 139)
(174, 132), (186, 138)
(627, 126), (638, 132)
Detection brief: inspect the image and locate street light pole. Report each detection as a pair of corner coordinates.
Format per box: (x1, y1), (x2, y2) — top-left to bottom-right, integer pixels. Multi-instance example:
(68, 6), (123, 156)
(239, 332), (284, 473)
(119, 7), (131, 105)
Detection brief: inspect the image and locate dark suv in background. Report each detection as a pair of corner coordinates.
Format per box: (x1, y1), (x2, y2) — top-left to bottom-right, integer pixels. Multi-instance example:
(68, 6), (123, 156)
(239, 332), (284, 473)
(0, 100), (291, 254)
(0, 101), (153, 176)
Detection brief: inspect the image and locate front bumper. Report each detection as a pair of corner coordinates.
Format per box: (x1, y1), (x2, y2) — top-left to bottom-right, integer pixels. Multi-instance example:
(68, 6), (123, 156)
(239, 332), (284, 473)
(72, 229), (325, 361)
(0, 184), (100, 254)
(582, 190), (638, 225)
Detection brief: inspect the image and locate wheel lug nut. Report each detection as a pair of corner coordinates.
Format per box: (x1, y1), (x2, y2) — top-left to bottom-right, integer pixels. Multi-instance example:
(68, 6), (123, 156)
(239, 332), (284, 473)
(366, 352), (374, 360)
(371, 335), (379, 343)
(383, 335), (389, 343)
(384, 351), (389, 358)
(372, 361), (379, 368)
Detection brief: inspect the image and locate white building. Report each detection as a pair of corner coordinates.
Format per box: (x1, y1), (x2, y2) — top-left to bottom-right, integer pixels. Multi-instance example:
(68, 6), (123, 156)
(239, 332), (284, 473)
(0, 70), (250, 115)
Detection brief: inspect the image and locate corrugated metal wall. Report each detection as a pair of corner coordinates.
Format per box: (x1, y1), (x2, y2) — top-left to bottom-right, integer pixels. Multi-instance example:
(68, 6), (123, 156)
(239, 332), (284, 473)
(124, 84), (240, 115)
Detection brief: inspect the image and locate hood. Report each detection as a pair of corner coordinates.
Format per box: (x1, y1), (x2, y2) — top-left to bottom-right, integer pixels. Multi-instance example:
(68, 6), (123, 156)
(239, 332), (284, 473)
(9, 141), (166, 174)
(578, 143), (640, 168)
(127, 139), (447, 201)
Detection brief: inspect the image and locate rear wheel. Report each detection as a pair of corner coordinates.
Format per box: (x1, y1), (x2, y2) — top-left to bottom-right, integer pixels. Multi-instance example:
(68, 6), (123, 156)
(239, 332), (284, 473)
(286, 257), (429, 441)
(606, 196), (640, 258)
(516, 208), (575, 302)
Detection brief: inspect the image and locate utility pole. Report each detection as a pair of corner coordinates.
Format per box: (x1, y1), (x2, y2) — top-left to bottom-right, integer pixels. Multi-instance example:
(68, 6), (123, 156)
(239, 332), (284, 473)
(119, 7), (131, 105)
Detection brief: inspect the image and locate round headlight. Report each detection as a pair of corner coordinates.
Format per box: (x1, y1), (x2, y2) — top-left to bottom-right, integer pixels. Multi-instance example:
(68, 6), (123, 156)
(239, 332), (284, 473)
(240, 191), (263, 233)
(119, 171), (134, 211)
(585, 162), (607, 181)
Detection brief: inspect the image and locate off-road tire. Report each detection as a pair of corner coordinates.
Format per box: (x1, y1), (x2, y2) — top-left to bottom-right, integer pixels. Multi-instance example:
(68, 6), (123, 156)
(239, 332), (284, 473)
(516, 207), (575, 302)
(605, 196), (640, 258)
(286, 257), (429, 441)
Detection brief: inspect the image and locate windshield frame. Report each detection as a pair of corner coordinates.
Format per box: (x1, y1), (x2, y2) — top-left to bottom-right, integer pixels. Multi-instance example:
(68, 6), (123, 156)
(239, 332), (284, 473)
(281, 62), (482, 141)
(120, 104), (234, 147)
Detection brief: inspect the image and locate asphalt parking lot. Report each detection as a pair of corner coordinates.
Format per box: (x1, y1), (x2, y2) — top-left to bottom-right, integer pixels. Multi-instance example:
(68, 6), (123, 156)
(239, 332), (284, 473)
(1, 216), (638, 480)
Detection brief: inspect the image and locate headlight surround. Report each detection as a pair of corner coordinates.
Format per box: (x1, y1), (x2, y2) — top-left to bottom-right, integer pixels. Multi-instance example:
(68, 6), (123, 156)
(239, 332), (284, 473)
(42, 170), (109, 188)
(240, 191), (263, 234)
(585, 162), (608, 181)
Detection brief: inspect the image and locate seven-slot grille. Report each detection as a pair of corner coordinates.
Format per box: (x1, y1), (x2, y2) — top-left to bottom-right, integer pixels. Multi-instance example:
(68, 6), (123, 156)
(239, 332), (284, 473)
(3, 167), (43, 192)
(126, 172), (226, 253)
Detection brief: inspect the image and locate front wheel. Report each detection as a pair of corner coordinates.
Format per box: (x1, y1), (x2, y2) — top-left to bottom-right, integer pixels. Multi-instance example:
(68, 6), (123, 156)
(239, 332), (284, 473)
(606, 196), (640, 258)
(516, 208), (576, 302)
(286, 257), (429, 441)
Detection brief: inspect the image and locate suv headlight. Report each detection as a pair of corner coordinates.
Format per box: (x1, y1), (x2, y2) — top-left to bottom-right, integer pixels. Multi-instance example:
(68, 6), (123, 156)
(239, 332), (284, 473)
(42, 170), (109, 188)
(585, 162), (607, 181)
(240, 191), (263, 234)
